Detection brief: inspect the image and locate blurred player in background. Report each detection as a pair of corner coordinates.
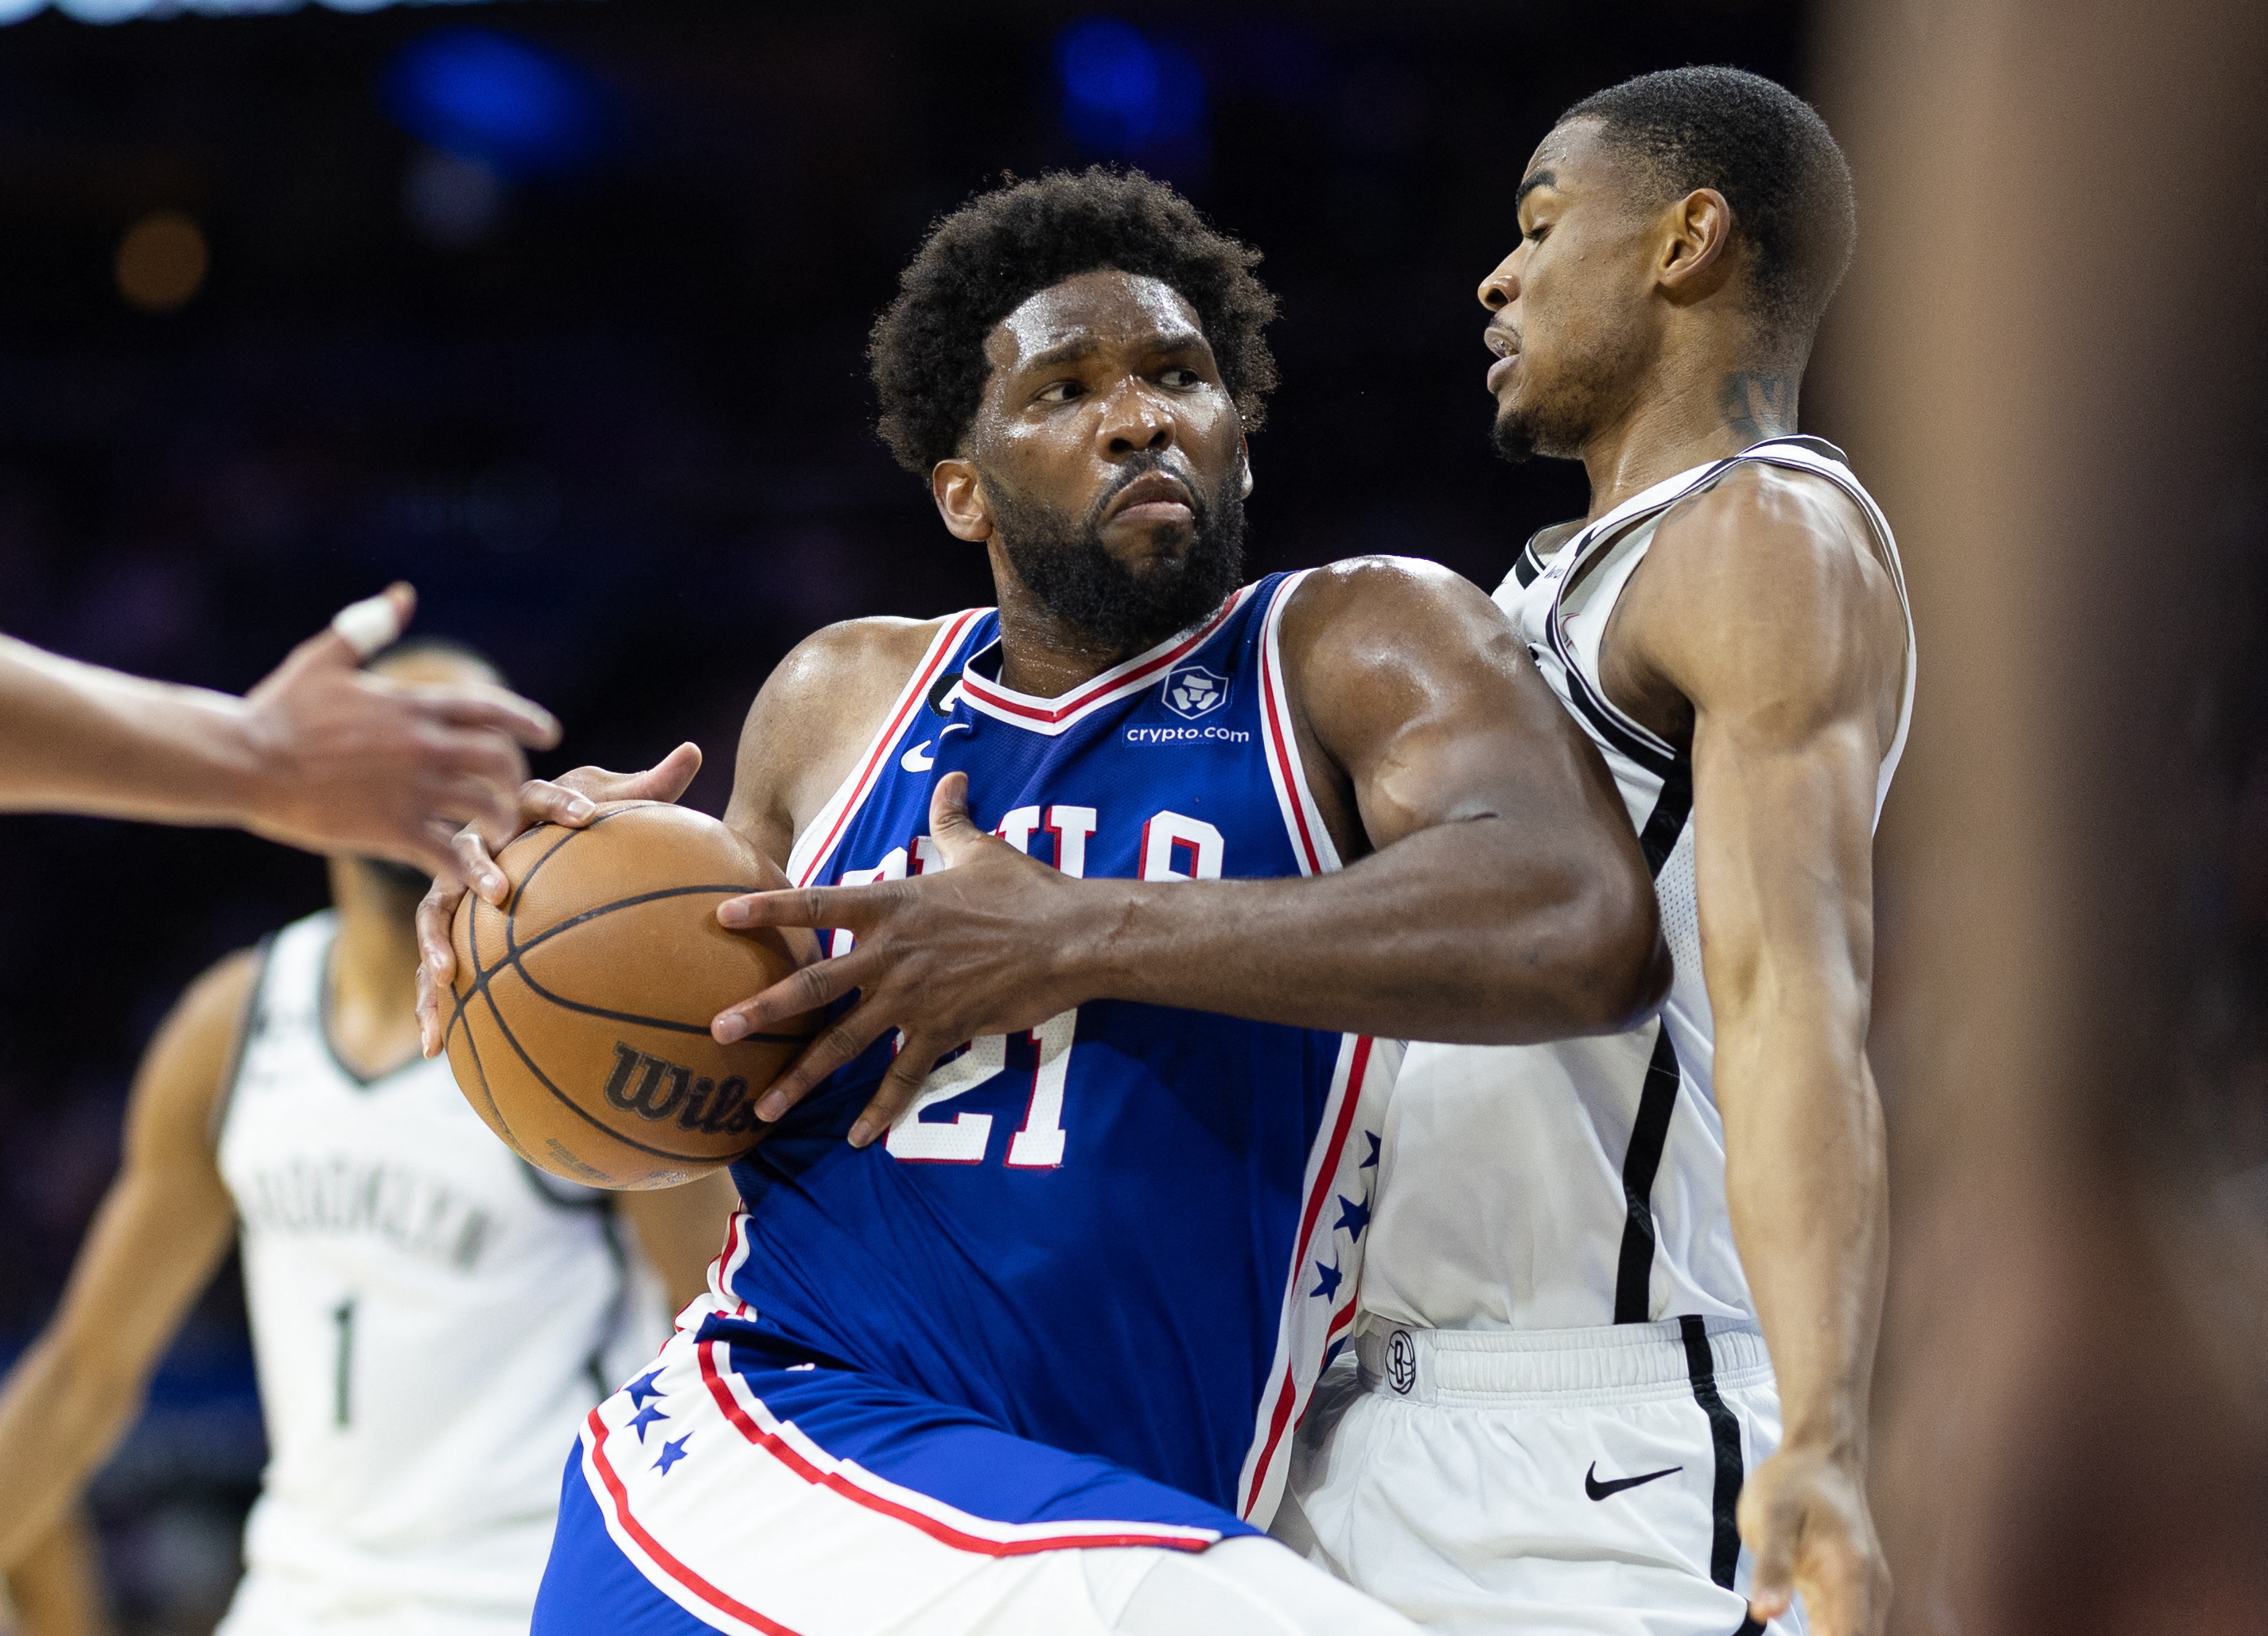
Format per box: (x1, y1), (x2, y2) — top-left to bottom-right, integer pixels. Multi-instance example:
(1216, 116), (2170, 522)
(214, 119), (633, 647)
(0, 641), (737, 1636)
(0, 582), (558, 882)
(421, 169), (1666, 1636)
(1284, 69), (1911, 1636)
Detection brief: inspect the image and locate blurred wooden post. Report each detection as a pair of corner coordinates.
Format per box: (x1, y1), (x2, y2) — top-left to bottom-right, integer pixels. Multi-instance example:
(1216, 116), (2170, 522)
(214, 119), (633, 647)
(1810, 2), (2268, 1631)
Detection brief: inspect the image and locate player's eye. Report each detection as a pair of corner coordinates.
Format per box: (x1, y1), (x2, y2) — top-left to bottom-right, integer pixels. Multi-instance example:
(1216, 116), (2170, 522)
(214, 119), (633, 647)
(1036, 380), (1086, 405)
(1524, 220), (1552, 245)
(1158, 367), (1203, 390)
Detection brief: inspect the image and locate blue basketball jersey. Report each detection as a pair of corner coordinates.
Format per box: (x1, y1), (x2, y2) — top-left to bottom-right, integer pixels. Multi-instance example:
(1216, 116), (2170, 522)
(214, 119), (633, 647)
(721, 572), (1398, 1527)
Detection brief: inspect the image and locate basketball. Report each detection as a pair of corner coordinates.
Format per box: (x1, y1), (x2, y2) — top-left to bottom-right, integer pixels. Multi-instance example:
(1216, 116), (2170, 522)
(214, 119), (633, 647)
(441, 801), (816, 1190)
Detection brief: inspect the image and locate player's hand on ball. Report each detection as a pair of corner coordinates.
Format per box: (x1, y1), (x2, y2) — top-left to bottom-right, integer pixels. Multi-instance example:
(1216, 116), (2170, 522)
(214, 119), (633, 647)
(414, 742), (705, 1057)
(712, 771), (1098, 1147)
(1737, 1441), (1889, 1636)
(241, 583), (561, 872)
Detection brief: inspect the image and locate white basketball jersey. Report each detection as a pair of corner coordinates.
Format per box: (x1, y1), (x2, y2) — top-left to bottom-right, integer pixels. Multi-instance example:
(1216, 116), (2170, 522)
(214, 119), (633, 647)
(1360, 437), (1915, 1334)
(212, 911), (668, 1626)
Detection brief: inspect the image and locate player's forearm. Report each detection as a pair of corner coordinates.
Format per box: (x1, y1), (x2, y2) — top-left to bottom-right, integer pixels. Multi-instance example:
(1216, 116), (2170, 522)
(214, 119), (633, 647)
(0, 638), (269, 826)
(0, 1336), (145, 1571)
(1718, 1008), (1888, 1457)
(1071, 815), (1665, 1043)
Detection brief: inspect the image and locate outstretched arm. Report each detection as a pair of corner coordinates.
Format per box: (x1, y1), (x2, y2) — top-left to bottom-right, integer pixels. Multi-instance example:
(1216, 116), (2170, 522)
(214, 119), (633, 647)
(714, 560), (1667, 1143)
(0, 585), (559, 880)
(1632, 471), (1906, 1636)
(0, 954), (253, 1572)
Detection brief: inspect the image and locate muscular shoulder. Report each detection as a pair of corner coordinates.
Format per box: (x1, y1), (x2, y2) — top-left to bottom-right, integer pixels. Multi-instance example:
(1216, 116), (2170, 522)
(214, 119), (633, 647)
(130, 946), (263, 1158)
(1630, 464), (1906, 735)
(729, 616), (954, 859)
(1280, 555), (1522, 679)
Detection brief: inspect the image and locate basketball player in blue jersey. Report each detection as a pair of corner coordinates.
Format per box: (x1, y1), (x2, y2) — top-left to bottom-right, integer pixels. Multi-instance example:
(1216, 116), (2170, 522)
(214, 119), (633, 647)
(0, 643), (735, 1636)
(416, 169), (1667, 1636)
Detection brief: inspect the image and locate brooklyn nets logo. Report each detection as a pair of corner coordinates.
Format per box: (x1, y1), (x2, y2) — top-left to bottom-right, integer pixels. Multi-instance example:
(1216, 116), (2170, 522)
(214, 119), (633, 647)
(1161, 663), (1228, 721)
(1387, 1329), (1417, 1395)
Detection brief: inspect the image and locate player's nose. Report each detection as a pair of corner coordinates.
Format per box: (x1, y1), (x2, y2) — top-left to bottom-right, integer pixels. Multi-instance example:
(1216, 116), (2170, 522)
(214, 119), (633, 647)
(1095, 376), (1176, 457)
(1477, 250), (1522, 311)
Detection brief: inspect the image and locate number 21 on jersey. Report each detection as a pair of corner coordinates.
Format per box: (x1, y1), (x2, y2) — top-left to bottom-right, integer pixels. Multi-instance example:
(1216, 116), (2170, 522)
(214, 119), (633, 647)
(885, 1009), (1077, 1168)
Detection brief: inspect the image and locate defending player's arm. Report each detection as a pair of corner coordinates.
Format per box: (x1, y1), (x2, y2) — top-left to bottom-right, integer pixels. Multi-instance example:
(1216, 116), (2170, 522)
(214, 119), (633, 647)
(714, 560), (1667, 1144)
(613, 1172), (744, 1311)
(0, 585), (559, 880)
(0, 954), (253, 1574)
(1627, 471), (1904, 1636)
(3, 1506), (112, 1636)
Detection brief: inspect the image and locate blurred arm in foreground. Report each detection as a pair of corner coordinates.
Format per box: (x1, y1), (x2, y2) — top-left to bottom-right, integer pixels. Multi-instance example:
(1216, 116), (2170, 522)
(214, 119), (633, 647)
(2, 1508), (111, 1636)
(0, 583), (558, 880)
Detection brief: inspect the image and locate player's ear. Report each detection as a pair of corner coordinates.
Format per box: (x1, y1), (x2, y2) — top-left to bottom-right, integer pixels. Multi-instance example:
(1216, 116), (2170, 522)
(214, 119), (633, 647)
(1659, 187), (1735, 301)
(1236, 433), (1255, 500)
(932, 458), (992, 543)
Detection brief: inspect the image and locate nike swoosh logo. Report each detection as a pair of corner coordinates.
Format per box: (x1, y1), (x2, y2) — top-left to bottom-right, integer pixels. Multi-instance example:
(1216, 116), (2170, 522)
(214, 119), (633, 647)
(901, 740), (934, 772)
(1585, 1461), (1682, 1500)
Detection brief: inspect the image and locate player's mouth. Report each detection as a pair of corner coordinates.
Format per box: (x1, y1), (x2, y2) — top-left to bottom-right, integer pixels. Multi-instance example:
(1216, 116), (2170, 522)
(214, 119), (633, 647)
(1485, 324), (1521, 394)
(1103, 469), (1198, 528)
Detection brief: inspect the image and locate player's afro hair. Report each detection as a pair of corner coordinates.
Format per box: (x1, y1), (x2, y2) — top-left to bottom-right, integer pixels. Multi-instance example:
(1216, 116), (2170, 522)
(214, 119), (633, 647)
(1561, 67), (1856, 347)
(869, 168), (1278, 476)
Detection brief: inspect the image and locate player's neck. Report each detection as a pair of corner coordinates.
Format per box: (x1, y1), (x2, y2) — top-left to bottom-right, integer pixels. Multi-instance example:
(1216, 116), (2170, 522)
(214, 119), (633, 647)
(1578, 351), (1801, 522)
(986, 550), (1151, 698)
(325, 860), (424, 1078)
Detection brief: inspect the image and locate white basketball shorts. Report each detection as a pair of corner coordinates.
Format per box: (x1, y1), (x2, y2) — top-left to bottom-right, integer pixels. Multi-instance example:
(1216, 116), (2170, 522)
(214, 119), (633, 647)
(1277, 1316), (1805, 1636)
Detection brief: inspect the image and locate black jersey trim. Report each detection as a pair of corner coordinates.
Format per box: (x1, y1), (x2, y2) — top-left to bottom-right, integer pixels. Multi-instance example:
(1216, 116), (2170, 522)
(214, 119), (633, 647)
(1679, 1315), (1763, 1632)
(207, 932), (278, 1153)
(1513, 543), (1543, 589)
(1638, 752), (1694, 878)
(1613, 1024), (1683, 1323)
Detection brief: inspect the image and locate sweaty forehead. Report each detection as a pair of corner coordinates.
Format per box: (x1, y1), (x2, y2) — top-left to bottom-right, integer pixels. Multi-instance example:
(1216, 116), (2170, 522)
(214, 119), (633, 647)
(1521, 118), (1616, 203)
(984, 270), (1204, 371)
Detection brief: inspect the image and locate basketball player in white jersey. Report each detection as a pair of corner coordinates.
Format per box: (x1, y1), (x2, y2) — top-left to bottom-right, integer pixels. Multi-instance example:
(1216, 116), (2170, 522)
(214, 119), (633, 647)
(0, 583), (558, 881)
(0, 642), (737, 1636)
(1281, 68), (1909, 1636)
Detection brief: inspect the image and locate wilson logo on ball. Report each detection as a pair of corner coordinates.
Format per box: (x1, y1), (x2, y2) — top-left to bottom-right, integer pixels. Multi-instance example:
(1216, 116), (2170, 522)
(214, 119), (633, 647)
(603, 1043), (759, 1136)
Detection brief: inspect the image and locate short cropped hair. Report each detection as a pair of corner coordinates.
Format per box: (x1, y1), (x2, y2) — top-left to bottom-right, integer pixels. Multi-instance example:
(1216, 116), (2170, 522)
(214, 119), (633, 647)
(367, 635), (506, 688)
(1562, 67), (1856, 345)
(868, 168), (1278, 476)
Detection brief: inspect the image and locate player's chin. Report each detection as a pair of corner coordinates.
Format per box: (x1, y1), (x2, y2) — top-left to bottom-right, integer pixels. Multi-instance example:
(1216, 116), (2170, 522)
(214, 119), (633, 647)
(1101, 518), (1200, 565)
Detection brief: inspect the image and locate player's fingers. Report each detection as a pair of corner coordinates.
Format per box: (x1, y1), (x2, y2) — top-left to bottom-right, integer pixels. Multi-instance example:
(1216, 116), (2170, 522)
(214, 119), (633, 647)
(926, 771), (984, 867)
(415, 959), (445, 1059)
(446, 823), (512, 908)
(410, 682), (562, 752)
(714, 950), (865, 1045)
(554, 742), (704, 808)
(418, 877), (465, 981)
(717, 884), (878, 931)
(754, 1006), (893, 1125)
(1742, 1501), (1799, 1623)
(515, 779), (600, 828)
(849, 1034), (947, 1148)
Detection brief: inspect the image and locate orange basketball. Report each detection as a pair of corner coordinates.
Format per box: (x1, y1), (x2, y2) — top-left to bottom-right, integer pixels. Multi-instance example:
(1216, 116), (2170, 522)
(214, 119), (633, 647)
(442, 801), (816, 1190)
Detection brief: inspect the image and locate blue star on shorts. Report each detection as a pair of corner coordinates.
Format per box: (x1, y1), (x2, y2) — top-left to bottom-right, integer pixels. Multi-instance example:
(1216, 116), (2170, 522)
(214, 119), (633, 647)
(625, 1370), (665, 1410)
(654, 1434), (692, 1476)
(627, 1401), (669, 1444)
(1310, 1256), (1344, 1302)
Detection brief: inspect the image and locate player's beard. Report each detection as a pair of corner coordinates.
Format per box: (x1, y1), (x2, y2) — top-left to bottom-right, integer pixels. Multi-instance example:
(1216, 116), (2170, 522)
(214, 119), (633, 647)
(1491, 324), (1646, 464)
(992, 455), (1247, 655)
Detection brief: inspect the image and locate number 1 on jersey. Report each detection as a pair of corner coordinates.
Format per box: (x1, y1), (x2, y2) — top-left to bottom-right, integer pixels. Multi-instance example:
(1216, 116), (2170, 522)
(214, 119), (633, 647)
(886, 1008), (1077, 1168)
(332, 1296), (356, 1428)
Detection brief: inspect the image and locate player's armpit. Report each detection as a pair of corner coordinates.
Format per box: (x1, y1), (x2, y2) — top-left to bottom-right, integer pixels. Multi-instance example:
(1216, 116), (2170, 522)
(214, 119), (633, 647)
(0, 950), (253, 1572)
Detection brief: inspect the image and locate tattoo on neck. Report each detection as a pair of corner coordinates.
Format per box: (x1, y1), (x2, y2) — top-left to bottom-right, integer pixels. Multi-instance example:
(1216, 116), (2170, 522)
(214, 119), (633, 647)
(1719, 371), (1794, 442)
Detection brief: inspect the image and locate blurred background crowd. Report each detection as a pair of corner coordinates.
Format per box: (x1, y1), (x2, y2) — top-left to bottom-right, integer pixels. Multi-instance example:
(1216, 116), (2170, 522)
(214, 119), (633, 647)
(0, 2), (2259, 1633)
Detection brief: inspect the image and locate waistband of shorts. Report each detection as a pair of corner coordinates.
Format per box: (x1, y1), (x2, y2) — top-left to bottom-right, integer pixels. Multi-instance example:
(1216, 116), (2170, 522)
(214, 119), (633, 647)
(1352, 1316), (1773, 1408)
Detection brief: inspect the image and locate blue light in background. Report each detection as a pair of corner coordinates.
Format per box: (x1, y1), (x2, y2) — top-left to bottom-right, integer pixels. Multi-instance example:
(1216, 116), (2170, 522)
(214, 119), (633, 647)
(382, 28), (605, 177)
(1056, 18), (1206, 157)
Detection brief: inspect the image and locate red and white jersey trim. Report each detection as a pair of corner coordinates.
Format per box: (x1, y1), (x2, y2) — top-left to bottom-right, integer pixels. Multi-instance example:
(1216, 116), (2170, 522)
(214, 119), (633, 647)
(1255, 570), (1341, 877)
(957, 587), (1255, 737)
(1233, 1029), (1400, 1525)
(786, 610), (987, 888)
